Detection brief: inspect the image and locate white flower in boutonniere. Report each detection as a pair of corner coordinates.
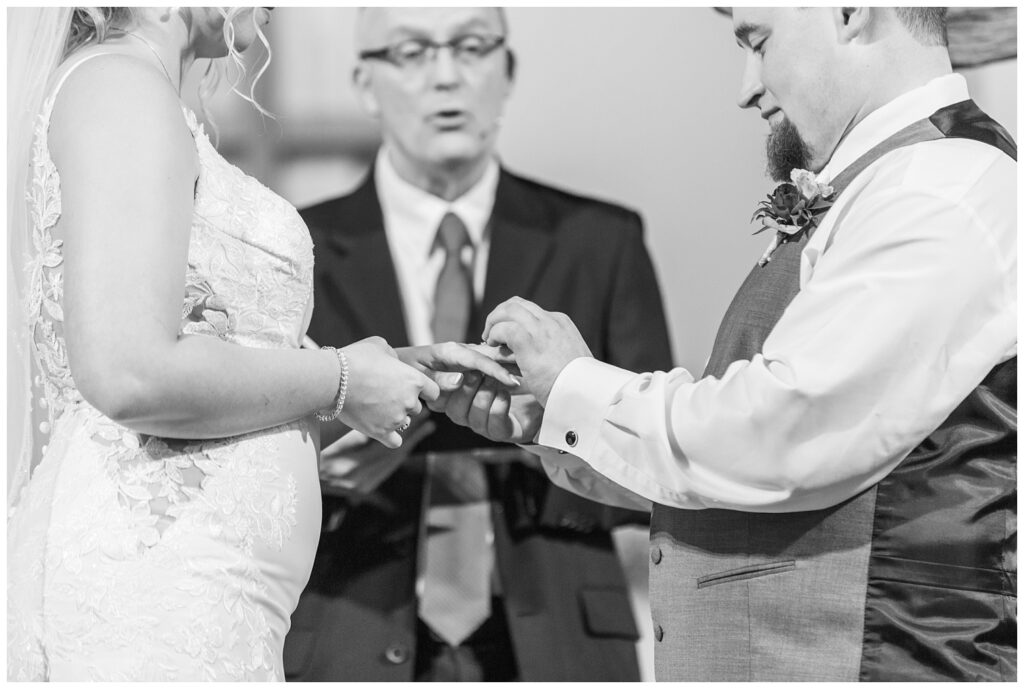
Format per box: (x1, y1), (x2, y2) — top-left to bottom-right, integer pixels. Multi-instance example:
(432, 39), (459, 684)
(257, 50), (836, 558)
(751, 168), (835, 266)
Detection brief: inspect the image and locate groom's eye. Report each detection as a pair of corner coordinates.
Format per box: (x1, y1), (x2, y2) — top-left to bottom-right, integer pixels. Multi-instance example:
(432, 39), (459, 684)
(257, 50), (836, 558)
(752, 39), (767, 56)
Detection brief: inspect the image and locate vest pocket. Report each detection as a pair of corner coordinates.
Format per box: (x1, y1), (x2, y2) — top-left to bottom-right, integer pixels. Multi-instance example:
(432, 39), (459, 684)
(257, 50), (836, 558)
(697, 560), (796, 589)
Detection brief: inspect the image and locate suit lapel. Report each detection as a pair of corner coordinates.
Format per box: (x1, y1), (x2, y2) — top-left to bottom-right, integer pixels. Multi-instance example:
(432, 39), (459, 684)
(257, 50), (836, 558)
(480, 170), (555, 318)
(322, 172), (411, 347)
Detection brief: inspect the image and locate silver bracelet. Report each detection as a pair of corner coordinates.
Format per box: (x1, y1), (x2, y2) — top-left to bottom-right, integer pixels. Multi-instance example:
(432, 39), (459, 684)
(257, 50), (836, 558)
(315, 347), (349, 423)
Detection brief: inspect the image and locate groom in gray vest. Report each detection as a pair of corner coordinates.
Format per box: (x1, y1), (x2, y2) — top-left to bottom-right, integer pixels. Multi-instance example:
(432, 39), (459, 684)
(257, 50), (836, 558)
(438, 7), (1016, 681)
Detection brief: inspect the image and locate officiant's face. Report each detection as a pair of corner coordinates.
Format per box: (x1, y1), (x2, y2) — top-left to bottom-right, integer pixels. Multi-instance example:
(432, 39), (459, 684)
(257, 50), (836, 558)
(354, 8), (513, 179)
(733, 8), (850, 176)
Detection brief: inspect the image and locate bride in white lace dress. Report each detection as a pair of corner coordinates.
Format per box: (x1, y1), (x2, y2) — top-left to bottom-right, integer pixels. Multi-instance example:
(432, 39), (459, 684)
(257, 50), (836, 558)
(6, 7), (515, 681)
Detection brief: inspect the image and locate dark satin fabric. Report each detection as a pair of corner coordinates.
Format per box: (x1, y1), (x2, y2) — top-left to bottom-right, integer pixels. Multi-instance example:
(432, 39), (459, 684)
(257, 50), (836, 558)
(860, 358), (1017, 681)
(858, 101), (1017, 681)
(930, 99), (1017, 160)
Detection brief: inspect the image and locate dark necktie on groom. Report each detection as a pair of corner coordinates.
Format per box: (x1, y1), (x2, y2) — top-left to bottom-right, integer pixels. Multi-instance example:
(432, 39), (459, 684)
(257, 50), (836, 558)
(419, 212), (493, 647)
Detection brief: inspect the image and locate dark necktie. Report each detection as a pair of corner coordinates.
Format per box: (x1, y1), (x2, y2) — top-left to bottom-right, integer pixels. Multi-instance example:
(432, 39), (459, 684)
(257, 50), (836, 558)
(420, 212), (493, 646)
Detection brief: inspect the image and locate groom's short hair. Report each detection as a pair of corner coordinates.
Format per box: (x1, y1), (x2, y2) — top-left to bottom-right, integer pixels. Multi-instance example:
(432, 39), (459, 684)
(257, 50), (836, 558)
(894, 7), (948, 47)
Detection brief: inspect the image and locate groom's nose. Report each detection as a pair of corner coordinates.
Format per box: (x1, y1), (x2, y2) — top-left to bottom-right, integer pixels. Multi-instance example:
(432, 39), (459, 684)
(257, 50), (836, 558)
(737, 53), (764, 110)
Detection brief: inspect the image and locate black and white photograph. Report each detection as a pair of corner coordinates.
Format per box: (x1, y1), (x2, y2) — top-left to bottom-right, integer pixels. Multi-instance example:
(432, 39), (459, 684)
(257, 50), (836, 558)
(6, 5), (1017, 682)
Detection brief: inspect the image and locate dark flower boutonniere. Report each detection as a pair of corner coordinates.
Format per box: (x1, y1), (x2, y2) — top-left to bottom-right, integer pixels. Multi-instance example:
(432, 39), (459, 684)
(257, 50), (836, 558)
(752, 169), (834, 266)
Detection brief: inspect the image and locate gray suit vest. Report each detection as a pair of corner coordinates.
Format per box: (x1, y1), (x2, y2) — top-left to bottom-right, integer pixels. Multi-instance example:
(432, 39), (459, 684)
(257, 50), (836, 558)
(649, 100), (1016, 681)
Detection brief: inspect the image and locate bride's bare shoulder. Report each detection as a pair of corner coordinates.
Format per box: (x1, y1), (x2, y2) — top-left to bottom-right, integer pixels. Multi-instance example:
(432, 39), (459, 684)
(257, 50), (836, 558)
(47, 48), (196, 172)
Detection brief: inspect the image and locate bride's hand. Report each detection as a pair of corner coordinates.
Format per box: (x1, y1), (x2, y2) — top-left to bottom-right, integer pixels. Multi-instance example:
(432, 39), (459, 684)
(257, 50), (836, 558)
(397, 342), (520, 390)
(337, 337), (440, 449)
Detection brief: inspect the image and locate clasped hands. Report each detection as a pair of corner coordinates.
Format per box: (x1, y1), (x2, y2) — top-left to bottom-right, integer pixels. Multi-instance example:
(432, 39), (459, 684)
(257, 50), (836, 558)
(427, 297), (593, 445)
(332, 297), (590, 450)
(319, 298), (589, 502)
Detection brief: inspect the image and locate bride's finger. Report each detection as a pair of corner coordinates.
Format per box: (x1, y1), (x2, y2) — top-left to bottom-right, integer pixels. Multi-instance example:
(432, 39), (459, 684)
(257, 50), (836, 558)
(432, 343), (518, 387)
(467, 342), (518, 367)
(380, 430), (402, 449)
(416, 371), (441, 402)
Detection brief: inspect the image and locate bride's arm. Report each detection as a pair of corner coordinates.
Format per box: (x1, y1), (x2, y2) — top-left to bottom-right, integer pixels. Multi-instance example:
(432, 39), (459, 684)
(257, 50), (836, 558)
(48, 55), (440, 445)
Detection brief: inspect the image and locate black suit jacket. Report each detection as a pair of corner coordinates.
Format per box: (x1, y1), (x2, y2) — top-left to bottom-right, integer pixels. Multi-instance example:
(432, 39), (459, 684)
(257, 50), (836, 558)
(284, 166), (673, 681)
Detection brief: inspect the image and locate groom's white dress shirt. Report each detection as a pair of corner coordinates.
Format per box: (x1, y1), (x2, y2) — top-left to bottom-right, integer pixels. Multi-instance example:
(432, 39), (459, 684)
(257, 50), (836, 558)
(536, 73), (1016, 513)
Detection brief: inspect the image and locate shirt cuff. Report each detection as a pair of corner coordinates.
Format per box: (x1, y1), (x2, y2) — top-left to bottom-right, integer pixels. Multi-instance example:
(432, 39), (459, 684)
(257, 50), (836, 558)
(538, 357), (639, 458)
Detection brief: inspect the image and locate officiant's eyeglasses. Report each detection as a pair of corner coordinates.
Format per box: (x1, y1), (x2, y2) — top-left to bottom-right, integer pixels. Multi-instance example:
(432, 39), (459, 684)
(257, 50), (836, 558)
(359, 34), (506, 70)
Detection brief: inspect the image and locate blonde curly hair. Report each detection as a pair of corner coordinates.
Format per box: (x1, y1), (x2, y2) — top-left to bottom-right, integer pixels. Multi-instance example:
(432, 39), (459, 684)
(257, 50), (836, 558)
(65, 7), (273, 139)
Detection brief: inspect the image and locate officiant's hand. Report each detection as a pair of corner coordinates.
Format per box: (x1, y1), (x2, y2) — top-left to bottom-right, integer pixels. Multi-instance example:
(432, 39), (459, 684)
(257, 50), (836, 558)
(482, 297), (593, 406)
(437, 372), (544, 444)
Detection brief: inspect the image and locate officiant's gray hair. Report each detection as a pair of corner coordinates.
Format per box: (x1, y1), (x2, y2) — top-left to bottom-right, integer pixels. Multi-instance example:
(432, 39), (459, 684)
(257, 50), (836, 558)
(894, 8), (948, 47)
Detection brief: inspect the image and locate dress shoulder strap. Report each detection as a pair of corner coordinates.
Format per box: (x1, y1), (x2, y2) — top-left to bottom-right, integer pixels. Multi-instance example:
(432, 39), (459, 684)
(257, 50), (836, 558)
(40, 51), (120, 124)
(41, 50), (198, 143)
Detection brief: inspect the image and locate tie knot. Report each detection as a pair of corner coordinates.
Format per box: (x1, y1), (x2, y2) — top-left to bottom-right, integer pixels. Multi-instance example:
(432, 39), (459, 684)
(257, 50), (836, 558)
(436, 212), (471, 255)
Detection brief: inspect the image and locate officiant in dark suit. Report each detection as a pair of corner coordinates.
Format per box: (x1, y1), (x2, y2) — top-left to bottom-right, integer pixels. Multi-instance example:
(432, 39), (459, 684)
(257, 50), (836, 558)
(283, 7), (672, 681)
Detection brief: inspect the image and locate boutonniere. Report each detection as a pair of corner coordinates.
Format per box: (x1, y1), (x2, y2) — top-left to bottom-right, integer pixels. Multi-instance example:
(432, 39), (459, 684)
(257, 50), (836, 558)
(752, 169), (834, 266)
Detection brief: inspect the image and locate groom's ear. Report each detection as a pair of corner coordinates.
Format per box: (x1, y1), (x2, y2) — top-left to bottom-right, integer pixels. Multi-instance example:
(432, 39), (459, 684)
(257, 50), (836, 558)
(834, 7), (871, 44)
(352, 62), (381, 119)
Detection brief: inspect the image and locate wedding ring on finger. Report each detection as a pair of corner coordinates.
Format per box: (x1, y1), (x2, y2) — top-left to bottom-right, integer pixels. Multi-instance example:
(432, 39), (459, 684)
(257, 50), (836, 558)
(397, 419), (411, 433)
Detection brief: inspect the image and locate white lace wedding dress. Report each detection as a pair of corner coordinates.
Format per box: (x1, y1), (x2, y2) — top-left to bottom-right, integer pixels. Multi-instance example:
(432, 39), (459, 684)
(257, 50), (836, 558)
(7, 53), (322, 681)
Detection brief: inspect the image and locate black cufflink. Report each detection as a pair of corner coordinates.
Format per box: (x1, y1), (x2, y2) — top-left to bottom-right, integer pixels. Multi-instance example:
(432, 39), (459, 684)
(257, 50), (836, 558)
(565, 430), (578, 447)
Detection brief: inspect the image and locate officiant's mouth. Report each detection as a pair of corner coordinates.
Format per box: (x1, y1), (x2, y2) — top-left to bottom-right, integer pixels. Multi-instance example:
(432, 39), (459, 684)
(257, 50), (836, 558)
(762, 108), (782, 124)
(429, 110), (471, 130)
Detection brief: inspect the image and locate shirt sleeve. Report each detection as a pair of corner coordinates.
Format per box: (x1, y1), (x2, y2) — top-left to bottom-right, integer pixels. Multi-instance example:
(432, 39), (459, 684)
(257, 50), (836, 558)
(520, 442), (654, 512)
(538, 165), (1016, 512)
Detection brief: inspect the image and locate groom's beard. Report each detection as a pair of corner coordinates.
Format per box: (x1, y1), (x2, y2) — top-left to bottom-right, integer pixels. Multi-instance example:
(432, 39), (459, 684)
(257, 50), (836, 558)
(766, 117), (812, 182)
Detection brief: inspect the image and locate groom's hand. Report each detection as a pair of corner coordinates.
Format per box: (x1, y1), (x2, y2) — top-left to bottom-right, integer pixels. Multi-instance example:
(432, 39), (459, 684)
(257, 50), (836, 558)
(440, 372), (545, 444)
(482, 297), (593, 406)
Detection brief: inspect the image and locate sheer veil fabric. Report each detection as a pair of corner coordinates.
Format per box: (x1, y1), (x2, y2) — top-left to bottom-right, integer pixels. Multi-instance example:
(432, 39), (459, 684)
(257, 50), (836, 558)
(7, 7), (73, 509)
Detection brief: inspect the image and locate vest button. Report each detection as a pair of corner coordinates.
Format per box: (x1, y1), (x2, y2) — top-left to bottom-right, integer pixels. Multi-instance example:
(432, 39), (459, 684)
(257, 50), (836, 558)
(383, 642), (409, 665)
(654, 624), (664, 642)
(565, 430), (578, 447)
(650, 546), (662, 564)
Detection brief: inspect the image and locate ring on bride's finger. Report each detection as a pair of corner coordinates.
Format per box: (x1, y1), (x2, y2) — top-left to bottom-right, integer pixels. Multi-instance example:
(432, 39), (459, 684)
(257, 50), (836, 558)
(397, 422), (411, 433)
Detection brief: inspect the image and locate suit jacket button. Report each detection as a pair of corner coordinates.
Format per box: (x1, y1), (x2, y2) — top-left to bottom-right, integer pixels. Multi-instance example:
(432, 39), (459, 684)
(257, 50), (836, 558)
(650, 546), (662, 564)
(565, 430), (578, 447)
(654, 624), (664, 642)
(384, 643), (409, 665)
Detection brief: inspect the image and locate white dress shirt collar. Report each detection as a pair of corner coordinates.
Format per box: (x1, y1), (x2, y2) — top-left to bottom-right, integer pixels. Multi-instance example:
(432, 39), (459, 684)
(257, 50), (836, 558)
(375, 147), (499, 255)
(819, 73), (969, 183)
